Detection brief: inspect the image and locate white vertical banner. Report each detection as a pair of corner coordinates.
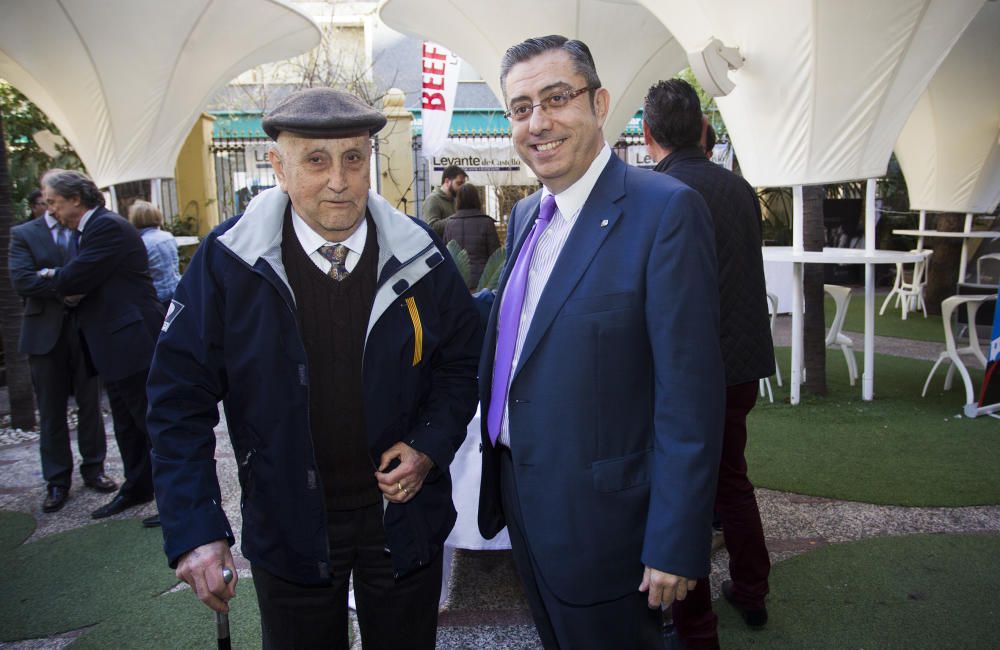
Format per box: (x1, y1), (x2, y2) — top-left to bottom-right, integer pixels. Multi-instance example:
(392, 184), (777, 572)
(421, 41), (460, 160)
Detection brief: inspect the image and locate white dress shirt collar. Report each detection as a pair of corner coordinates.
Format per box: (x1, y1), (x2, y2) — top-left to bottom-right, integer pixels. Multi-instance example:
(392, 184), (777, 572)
(291, 207), (368, 274)
(77, 207), (98, 233)
(290, 208), (368, 256)
(543, 143), (612, 221)
(43, 212), (59, 230)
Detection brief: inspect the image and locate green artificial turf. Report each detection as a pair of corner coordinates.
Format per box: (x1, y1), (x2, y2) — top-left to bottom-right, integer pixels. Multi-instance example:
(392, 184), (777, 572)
(717, 533), (1000, 648)
(0, 511), (36, 551)
(0, 519), (177, 642)
(824, 294), (946, 342)
(749, 348), (1000, 506)
(72, 577), (263, 649)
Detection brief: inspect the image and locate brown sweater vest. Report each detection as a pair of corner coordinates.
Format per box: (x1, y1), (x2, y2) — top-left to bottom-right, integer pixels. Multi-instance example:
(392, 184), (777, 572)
(281, 211), (380, 510)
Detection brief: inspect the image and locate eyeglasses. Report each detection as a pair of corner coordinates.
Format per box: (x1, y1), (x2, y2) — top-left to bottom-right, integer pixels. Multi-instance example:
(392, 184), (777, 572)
(504, 86), (595, 122)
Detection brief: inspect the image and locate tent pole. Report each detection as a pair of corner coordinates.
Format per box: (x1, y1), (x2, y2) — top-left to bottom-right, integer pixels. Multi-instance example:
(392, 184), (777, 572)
(151, 179), (162, 209)
(863, 179), (876, 400)
(790, 185), (803, 405)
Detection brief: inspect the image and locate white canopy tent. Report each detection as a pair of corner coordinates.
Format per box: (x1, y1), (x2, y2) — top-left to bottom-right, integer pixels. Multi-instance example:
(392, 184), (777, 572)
(636, 0), (984, 404)
(378, 0), (688, 141)
(0, 0), (320, 189)
(895, 1), (1000, 218)
(638, 0), (983, 188)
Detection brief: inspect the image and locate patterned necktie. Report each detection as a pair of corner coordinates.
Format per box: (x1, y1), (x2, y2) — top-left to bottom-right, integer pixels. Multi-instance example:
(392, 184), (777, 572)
(487, 194), (558, 445)
(318, 243), (350, 281)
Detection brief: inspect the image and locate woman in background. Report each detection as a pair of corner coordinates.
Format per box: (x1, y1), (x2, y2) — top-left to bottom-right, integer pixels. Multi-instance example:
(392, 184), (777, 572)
(128, 200), (180, 308)
(443, 183), (501, 290)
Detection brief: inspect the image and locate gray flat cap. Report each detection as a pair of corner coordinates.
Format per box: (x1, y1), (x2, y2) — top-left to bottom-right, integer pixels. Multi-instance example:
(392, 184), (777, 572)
(262, 87), (387, 140)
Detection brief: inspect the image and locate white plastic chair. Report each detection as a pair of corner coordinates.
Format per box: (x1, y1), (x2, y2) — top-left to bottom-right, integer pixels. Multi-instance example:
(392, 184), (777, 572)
(824, 284), (859, 386)
(759, 292), (782, 402)
(879, 250), (932, 320)
(975, 253), (1000, 284)
(921, 294), (996, 406)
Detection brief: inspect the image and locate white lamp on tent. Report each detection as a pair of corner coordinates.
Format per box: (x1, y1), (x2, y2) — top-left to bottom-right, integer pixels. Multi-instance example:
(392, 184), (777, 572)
(687, 38), (743, 97)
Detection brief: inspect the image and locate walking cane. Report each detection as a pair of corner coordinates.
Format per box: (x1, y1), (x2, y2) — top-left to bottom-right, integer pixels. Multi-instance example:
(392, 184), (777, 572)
(217, 567), (234, 650)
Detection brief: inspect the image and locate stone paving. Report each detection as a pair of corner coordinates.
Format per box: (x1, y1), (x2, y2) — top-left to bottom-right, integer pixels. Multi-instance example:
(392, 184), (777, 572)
(1, 313), (998, 648)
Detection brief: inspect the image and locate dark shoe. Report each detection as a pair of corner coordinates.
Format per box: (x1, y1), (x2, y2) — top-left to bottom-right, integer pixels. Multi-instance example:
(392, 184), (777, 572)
(90, 493), (153, 519)
(722, 580), (768, 628)
(83, 473), (118, 493)
(42, 486), (69, 513)
(141, 514), (161, 528)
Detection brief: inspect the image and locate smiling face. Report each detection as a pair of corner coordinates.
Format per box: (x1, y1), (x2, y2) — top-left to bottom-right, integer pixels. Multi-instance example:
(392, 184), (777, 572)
(268, 132), (371, 242)
(504, 49), (609, 194)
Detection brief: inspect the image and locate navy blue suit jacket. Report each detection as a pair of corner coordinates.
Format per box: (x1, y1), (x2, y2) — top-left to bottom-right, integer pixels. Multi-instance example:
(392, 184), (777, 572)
(51, 207), (163, 382)
(478, 154), (725, 605)
(9, 217), (68, 355)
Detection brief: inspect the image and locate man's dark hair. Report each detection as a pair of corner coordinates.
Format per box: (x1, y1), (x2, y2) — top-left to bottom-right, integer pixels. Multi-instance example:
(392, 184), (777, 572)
(643, 78), (703, 151)
(705, 123), (717, 156)
(455, 183), (482, 212)
(28, 189), (43, 205)
(499, 35), (602, 98)
(41, 169), (105, 209)
(441, 165), (466, 183)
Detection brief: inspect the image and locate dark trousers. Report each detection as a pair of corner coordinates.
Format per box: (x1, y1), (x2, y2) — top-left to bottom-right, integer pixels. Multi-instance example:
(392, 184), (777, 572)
(499, 448), (665, 650)
(29, 316), (106, 488)
(673, 381), (771, 649)
(103, 369), (154, 501)
(252, 501), (442, 650)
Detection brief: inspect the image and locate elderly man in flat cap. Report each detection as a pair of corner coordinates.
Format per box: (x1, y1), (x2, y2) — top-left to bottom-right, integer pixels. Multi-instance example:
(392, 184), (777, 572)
(147, 87), (480, 648)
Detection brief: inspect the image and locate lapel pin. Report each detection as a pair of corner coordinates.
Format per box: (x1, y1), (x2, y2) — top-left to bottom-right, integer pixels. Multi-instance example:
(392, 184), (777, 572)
(600, 219), (609, 228)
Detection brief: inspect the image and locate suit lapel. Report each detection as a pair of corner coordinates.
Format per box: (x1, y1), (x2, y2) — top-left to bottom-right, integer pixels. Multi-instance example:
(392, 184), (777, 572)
(494, 193), (542, 298)
(512, 157), (627, 378)
(479, 192), (542, 402)
(29, 217), (62, 264)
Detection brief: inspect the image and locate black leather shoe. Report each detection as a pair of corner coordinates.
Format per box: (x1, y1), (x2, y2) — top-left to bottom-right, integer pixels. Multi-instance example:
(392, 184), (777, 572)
(141, 514), (161, 528)
(722, 580), (768, 628)
(90, 493), (153, 519)
(83, 473), (118, 493)
(42, 486), (69, 513)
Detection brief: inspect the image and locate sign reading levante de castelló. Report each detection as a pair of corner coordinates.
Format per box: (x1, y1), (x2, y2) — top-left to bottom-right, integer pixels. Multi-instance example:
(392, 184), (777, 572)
(427, 139), (535, 186)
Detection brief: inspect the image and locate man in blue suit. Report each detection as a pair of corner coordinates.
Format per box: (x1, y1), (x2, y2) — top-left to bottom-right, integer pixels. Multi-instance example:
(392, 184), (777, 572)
(478, 36), (725, 648)
(9, 195), (114, 513)
(39, 170), (163, 522)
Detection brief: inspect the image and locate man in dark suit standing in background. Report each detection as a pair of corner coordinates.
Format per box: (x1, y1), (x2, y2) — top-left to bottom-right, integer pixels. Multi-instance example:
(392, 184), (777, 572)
(9, 189), (115, 513)
(478, 36), (725, 649)
(644, 78), (775, 650)
(38, 169), (164, 524)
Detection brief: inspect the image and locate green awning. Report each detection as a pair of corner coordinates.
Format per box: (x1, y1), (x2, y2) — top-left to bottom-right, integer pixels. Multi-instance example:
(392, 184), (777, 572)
(210, 108), (645, 141)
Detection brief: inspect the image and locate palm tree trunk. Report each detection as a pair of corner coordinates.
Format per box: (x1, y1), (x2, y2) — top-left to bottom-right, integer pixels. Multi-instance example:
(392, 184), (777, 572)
(924, 212), (963, 315)
(0, 111), (37, 429)
(802, 185), (827, 396)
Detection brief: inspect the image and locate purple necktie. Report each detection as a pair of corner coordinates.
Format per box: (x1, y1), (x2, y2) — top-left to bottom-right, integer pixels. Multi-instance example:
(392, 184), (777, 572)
(487, 194), (557, 445)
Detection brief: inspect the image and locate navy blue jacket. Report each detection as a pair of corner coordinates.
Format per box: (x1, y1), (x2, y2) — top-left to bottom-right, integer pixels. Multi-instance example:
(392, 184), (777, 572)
(147, 188), (480, 584)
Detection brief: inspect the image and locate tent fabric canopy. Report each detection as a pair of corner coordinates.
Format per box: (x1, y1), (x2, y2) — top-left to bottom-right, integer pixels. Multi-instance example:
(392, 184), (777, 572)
(894, 2), (1000, 215)
(636, 0), (984, 187)
(378, 0), (688, 142)
(0, 0), (320, 188)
